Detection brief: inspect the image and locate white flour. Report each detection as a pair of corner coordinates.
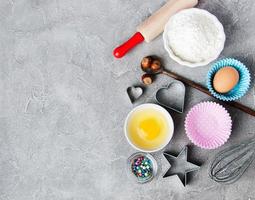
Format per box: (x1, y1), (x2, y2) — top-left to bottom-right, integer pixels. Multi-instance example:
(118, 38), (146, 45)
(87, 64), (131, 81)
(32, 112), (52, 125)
(167, 10), (224, 63)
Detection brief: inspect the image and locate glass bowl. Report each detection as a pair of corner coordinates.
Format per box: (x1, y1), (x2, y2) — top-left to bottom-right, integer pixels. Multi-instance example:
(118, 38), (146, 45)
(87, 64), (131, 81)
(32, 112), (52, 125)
(126, 152), (158, 183)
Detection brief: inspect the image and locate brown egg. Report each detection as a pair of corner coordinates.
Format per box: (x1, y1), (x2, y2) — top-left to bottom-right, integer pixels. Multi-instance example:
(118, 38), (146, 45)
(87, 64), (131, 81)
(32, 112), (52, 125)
(213, 66), (239, 93)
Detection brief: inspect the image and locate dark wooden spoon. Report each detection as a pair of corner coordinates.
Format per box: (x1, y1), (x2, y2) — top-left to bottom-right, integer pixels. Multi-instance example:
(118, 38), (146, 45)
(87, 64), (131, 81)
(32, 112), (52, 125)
(140, 57), (255, 117)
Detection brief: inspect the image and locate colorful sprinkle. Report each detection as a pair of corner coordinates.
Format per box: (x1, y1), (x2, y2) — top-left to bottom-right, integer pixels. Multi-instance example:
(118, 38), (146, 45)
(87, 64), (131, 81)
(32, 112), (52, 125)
(131, 155), (153, 180)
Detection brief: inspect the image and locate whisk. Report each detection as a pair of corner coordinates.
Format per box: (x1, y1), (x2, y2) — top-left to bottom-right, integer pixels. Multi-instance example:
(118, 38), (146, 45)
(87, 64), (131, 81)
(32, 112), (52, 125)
(209, 137), (255, 184)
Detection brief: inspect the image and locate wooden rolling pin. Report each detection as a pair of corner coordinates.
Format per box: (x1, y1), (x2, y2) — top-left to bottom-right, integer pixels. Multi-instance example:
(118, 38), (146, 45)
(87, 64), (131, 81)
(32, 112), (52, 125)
(113, 0), (198, 58)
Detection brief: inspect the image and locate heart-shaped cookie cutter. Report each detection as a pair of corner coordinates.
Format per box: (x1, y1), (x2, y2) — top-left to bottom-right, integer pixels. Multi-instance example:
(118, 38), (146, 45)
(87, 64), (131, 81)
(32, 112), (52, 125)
(127, 86), (143, 103)
(155, 80), (186, 113)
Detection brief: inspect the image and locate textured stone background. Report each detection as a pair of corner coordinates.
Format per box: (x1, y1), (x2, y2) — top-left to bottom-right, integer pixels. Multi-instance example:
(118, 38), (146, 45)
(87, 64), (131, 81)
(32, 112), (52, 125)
(0, 0), (255, 199)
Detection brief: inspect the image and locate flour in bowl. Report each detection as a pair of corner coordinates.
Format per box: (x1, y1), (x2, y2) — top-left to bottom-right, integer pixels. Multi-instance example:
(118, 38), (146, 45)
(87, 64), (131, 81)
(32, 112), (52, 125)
(165, 9), (225, 64)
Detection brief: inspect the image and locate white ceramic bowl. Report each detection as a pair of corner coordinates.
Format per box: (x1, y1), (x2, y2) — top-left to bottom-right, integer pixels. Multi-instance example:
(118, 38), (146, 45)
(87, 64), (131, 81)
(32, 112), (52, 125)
(163, 8), (226, 68)
(124, 103), (174, 152)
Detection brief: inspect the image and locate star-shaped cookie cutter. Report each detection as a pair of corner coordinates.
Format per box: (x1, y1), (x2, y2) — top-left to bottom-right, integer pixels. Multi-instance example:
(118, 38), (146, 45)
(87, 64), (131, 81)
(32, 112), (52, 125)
(163, 146), (200, 186)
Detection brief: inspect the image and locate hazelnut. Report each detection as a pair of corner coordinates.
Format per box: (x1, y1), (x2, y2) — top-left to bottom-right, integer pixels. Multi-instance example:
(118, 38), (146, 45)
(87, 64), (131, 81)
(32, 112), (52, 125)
(151, 59), (161, 71)
(141, 74), (153, 85)
(141, 56), (152, 70)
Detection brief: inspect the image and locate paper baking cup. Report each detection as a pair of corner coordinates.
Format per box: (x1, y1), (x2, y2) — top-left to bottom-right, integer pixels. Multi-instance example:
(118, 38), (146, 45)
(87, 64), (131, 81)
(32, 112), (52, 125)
(185, 102), (232, 149)
(207, 58), (251, 101)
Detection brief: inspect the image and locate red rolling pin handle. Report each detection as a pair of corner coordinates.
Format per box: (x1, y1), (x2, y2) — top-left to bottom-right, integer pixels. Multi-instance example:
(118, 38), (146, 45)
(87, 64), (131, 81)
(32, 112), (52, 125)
(113, 32), (144, 58)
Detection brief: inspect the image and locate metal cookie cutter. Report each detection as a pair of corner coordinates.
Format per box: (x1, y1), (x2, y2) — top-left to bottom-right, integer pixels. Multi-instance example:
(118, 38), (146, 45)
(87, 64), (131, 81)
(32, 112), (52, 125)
(163, 146), (200, 186)
(156, 80), (186, 113)
(127, 86), (143, 104)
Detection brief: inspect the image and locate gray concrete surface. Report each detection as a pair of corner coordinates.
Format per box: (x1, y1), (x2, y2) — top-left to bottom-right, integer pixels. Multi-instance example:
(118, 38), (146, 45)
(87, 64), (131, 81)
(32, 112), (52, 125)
(0, 0), (255, 199)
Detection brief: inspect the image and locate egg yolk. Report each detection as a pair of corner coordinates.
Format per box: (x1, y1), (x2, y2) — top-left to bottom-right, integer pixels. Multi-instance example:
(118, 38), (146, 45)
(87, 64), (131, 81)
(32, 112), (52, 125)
(139, 118), (161, 140)
(127, 108), (171, 151)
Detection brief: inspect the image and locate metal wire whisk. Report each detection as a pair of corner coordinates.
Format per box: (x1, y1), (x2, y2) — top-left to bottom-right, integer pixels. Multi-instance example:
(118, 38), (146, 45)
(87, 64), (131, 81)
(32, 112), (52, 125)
(209, 137), (255, 184)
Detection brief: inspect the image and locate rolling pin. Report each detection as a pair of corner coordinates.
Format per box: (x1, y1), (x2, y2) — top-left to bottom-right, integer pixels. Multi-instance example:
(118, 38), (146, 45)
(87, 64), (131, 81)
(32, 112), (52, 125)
(113, 0), (198, 58)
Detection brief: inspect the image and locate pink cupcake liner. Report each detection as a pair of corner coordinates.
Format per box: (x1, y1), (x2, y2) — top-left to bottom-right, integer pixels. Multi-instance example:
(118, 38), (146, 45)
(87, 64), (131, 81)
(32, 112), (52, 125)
(185, 102), (232, 149)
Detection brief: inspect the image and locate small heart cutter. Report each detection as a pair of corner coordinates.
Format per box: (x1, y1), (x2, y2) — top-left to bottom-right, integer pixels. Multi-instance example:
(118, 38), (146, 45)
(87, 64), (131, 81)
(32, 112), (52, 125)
(155, 80), (186, 113)
(127, 86), (143, 103)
